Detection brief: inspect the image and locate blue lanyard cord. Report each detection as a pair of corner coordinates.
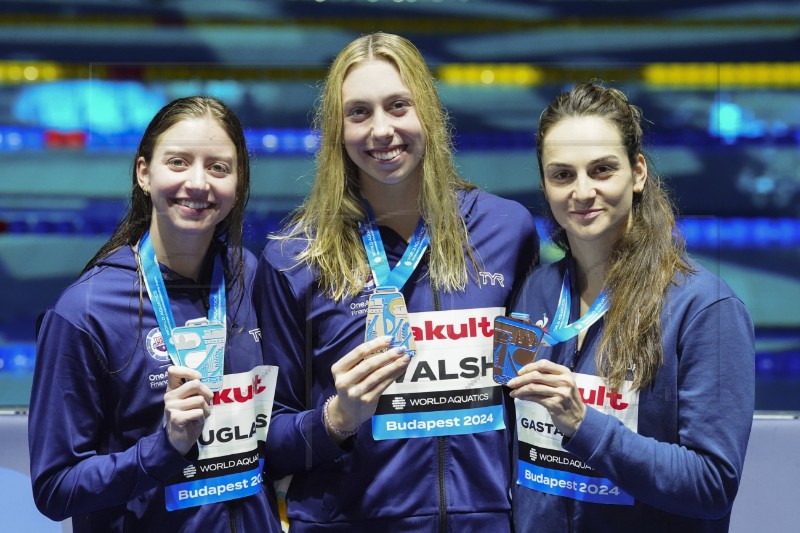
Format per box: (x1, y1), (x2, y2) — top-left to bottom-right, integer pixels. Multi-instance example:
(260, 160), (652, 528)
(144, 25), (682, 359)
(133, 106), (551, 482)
(543, 270), (609, 346)
(138, 231), (227, 360)
(358, 201), (430, 290)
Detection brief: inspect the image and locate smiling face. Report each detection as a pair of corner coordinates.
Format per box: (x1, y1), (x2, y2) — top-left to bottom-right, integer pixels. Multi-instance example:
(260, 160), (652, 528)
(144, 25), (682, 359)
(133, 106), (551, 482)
(136, 115), (238, 251)
(541, 115), (647, 253)
(341, 59), (426, 193)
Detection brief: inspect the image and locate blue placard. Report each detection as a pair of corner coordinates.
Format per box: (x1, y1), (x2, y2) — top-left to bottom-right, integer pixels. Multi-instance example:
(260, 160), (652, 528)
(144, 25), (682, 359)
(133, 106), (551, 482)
(517, 461), (633, 506)
(372, 404), (504, 440)
(165, 459), (264, 511)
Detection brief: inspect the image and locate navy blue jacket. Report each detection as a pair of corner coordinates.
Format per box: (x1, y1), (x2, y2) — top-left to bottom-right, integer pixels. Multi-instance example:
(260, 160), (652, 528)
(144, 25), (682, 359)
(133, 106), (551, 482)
(29, 244), (280, 532)
(255, 189), (538, 531)
(511, 256), (755, 533)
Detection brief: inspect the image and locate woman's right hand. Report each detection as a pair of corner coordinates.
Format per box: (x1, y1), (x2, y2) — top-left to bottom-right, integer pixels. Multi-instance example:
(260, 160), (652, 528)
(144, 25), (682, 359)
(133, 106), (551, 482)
(326, 336), (411, 442)
(164, 366), (213, 455)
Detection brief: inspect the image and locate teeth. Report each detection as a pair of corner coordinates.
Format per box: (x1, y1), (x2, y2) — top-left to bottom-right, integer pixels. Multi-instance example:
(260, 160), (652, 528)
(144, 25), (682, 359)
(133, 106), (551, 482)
(370, 147), (403, 161)
(178, 200), (211, 210)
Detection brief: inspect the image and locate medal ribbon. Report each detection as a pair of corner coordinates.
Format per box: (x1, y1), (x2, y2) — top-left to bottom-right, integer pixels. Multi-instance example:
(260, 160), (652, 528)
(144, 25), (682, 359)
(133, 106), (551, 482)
(138, 230), (226, 362)
(543, 270), (609, 346)
(358, 201), (429, 290)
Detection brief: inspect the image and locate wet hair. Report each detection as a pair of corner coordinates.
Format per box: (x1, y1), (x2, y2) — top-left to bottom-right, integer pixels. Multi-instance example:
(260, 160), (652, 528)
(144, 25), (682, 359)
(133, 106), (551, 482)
(83, 96), (251, 321)
(536, 82), (694, 390)
(85, 96), (249, 269)
(278, 32), (478, 300)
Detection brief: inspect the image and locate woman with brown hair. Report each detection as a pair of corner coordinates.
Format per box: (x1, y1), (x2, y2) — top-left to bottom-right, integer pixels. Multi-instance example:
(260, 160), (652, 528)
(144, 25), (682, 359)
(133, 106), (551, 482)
(29, 96), (280, 532)
(507, 82), (754, 532)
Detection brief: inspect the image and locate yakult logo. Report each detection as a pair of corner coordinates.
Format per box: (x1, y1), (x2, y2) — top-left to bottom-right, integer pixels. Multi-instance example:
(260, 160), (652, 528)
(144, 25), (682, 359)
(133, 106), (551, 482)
(211, 373), (269, 406)
(411, 316), (494, 342)
(578, 384), (628, 410)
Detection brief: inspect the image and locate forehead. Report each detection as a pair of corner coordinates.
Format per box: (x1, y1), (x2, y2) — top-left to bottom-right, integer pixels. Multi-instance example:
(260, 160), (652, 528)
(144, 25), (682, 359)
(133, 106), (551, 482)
(155, 115), (235, 151)
(342, 59), (408, 99)
(542, 116), (625, 161)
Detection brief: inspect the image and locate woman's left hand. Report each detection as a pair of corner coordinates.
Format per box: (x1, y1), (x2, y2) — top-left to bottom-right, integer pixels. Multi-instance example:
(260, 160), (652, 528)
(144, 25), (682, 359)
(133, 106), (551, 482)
(507, 359), (586, 437)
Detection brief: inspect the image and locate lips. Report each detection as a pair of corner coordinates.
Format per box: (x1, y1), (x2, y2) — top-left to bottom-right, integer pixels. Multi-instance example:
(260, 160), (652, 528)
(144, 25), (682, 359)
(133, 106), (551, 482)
(367, 146), (405, 161)
(175, 199), (213, 210)
(571, 209), (602, 220)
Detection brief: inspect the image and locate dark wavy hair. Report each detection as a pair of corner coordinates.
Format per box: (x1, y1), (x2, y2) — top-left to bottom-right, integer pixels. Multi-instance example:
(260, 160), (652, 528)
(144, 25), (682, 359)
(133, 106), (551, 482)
(536, 82), (694, 390)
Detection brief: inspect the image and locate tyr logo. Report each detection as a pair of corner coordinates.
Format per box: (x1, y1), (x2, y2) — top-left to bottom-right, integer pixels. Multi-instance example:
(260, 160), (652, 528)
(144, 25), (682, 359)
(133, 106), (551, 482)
(479, 272), (505, 287)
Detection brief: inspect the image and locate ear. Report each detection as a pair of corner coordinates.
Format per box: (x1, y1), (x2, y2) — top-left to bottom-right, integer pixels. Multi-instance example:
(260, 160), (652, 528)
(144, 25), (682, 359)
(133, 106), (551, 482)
(632, 153), (647, 193)
(135, 156), (150, 192)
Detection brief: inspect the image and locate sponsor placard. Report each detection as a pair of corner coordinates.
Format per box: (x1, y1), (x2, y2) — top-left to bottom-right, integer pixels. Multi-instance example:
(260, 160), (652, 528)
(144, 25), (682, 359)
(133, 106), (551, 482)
(373, 307), (506, 440)
(164, 365), (278, 511)
(515, 373), (638, 505)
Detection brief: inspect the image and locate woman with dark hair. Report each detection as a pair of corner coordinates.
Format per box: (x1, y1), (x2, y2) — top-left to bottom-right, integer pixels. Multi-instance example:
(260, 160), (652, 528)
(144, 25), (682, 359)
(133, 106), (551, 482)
(28, 96), (280, 532)
(255, 33), (538, 531)
(507, 82), (754, 532)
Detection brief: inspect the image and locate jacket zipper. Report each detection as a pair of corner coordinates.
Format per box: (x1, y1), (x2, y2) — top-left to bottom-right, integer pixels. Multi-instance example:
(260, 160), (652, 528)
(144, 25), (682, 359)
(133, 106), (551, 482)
(569, 345), (580, 371)
(228, 500), (238, 533)
(431, 282), (448, 533)
(565, 495), (574, 533)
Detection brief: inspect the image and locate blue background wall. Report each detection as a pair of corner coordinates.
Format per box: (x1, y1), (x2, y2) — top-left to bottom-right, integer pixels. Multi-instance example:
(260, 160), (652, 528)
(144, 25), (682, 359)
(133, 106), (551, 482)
(2, 0), (799, 411)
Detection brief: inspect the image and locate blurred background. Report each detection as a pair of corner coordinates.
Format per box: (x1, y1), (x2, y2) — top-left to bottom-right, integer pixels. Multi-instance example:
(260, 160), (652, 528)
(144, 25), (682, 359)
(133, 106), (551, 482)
(1, 0), (799, 415)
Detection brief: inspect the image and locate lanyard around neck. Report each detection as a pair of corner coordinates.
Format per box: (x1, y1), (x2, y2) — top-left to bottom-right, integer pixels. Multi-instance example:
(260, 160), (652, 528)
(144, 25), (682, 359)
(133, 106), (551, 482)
(358, 201), (430, 290)
(138, 230), (226, 360)
(543, 269), (609, 346)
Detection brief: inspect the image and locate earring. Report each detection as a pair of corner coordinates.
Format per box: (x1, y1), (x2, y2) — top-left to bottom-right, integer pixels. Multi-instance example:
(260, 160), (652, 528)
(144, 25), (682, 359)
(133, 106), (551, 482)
(142, 186), (150, 195)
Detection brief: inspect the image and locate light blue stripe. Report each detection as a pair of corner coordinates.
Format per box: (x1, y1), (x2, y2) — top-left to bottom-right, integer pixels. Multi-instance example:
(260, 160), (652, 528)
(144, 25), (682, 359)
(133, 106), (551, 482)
(372, 404), (505, 440)
(517, 462), (633, 505)
(165, 460), (264, 511)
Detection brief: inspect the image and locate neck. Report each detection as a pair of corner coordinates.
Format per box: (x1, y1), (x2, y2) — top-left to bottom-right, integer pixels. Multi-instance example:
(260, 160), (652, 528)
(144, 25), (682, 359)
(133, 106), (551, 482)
(147, 225), (212, 282)
(360, 177), (421, 242)
(570, 241), (611, 312)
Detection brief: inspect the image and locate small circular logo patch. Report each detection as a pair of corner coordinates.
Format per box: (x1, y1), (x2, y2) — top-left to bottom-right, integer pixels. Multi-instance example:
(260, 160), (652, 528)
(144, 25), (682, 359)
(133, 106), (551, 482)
(146, 327), (170, 363)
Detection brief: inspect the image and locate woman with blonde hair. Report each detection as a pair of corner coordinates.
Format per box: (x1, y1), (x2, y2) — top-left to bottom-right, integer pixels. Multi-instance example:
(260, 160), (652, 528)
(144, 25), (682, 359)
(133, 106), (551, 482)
(255, 32), (537, 531)
(507, 82), (754, 532)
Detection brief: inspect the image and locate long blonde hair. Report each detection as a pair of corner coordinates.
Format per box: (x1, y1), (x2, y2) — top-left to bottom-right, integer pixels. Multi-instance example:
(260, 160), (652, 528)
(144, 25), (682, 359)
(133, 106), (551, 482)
(279, 32), (477, 300)
(536, 82), (694, 390)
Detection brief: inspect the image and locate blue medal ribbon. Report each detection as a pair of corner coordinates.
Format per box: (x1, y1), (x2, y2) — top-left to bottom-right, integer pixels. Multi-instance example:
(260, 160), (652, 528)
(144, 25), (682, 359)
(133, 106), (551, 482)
(138, 231), (227, 363)
(543, 270), (609, 346)
(358, 201), (429, 290)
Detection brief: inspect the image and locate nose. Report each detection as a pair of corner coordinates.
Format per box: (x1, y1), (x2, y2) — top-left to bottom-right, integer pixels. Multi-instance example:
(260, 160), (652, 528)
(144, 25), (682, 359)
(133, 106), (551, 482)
(572, 173), (596, 202)
(185, 164), (209, 192)
(371, 110), (394, 141)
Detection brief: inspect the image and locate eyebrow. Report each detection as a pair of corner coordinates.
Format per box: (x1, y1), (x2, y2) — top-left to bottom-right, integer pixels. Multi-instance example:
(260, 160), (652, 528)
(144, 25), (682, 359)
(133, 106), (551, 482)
(343, 92), (414, 107)
(161, 149), (234, 161)
(545, 155), (620, 169)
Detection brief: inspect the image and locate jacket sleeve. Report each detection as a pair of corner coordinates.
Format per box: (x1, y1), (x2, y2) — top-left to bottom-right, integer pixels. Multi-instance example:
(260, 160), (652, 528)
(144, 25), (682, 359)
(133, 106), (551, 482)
(254, 249), (345, 480)
(564, 296), (755, 519)
(28, 310), (189, 521)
